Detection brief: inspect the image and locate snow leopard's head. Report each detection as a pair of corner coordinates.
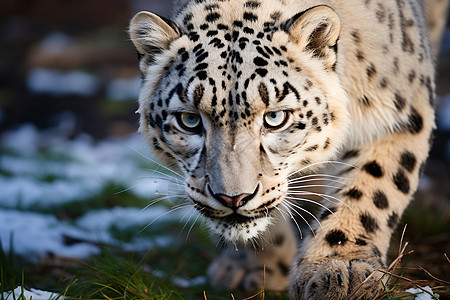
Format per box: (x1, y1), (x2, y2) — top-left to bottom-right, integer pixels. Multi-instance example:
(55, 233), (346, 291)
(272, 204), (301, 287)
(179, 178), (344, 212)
(130, 3), (349, 242)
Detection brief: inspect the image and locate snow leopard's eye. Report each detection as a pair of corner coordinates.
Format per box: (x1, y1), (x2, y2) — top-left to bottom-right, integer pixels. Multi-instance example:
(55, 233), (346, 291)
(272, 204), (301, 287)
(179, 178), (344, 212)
(263, 111), (290, 130)
(176, 112), (202, 133)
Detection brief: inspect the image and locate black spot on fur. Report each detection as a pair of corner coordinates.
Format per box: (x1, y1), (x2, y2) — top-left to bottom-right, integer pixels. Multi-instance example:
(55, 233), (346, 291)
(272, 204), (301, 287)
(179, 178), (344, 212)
(206, 12), (221, 22)
(278, 81), (300, 102)
(243, 12), (258, 22)
(360, 213), (379, 233)
(197, 70), (207, 80)
(193, 85), (205, 107)
(258, 83), (270, 106)
(274, 234), (284, 246)
(399, 108), (423, 134)
(393, 169), (410, 194)
(366, 63), (377, 79)
(387, 212), (399, 228)
(372, 246), (382, 257)
(342, 150), (360, 160)
(323, 138), (330, 149)
(363, 161), (384, 178)
(278, 261), (290, 276)
(399, 151), (416, 172)
(325, 230), (348, 246)
(355, 49), (365, 61)
(394, 93), (406, 111)
(355, 238), (367, 246)
(408, 70), (416, 83)
(360, 95), (370, 106)
(351, 30), (361, 43)
(253, 56), (268, 66)
(233, 20), (243, 27)
(196, 51), (209, 63)
(372, 190), (389, 209)
(345, 188), (363, 200)
(243, 27), (254, 34)
(245, 1), (260, 8)
(305, 145), (318, 152)
(255, 68), (268, 77)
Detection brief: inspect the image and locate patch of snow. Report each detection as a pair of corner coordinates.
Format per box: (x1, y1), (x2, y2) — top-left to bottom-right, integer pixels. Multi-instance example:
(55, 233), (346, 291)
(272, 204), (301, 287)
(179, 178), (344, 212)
(106, 76), (141, 101)
(0, 124), (168, 209)
(405, 286), (437, 300)
(1, 286), (60, 300)
(77, 206), (171, 231)
(0, 124), (189, 259)
(27, 68), (99, 97)
(39, 31), (74, 55)
(1, 124), (40, 156)
(172, 275), (207, 288)
(151, 270), (207, 288)
(0, 209), (99, 259)
(0, 176), (100, 209)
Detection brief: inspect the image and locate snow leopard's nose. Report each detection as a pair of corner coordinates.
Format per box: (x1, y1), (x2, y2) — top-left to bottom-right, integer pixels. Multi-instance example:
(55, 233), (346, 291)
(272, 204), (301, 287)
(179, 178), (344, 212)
(208, 184), (259, 208)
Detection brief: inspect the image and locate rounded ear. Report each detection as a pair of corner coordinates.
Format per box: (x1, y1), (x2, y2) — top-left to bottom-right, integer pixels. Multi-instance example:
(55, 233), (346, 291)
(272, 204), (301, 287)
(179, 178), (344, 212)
(285, 6), (341, 60)
(129, 11), (181, 55)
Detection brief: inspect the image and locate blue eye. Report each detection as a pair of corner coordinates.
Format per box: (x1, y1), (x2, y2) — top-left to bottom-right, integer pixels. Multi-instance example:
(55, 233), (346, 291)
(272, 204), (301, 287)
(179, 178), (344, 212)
(264, 111), (289, 129)
(176, 112), (202, 132)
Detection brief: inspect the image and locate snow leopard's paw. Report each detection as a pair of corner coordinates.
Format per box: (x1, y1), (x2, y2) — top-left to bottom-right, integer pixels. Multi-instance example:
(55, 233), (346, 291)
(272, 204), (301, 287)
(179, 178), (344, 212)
(289, 257), (385, 299)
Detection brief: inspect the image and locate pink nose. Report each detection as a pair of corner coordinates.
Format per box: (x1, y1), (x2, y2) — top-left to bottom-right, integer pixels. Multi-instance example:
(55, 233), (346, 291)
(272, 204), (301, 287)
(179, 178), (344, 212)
(214, 193), (251, 208)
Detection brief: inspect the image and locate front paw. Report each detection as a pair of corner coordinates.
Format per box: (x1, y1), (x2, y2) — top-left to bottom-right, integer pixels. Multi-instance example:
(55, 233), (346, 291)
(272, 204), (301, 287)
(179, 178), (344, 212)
(289, 258), (385, 300)
(207, 247), (291, 291)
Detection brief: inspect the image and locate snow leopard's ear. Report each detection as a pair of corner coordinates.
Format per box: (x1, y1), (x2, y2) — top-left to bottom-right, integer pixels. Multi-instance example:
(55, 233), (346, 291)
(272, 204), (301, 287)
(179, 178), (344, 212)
(129, 11), (181, 65)
(285, 6), (340, 69)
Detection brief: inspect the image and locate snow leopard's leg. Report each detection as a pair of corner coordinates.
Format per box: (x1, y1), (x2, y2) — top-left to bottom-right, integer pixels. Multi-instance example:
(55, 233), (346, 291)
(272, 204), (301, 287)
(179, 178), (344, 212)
(289, 110), (434, 299)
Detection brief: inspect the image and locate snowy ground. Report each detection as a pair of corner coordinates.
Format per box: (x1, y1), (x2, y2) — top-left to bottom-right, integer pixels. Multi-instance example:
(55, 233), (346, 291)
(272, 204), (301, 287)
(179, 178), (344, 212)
(0, 124), (193, 260)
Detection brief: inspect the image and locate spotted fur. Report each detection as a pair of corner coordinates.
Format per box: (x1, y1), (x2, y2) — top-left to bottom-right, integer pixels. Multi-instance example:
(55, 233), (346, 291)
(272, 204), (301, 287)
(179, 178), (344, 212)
(130, 0), (446, 298)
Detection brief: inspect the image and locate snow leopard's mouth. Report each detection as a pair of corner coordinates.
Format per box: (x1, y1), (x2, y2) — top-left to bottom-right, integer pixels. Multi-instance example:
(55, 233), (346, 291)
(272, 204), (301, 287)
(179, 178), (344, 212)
(189, 195), (283, 241)
(190, 196), (280, 221)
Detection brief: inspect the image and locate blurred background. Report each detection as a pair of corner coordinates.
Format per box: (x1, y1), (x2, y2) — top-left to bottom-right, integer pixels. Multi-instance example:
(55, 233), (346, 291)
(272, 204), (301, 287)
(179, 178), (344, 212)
(0, 0), (449, 297)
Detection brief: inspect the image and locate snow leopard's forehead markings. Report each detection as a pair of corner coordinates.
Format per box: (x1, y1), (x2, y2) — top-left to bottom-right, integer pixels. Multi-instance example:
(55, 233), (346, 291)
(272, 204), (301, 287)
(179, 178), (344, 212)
(151, 0), (339, 137)
(170, 0), (291, 127)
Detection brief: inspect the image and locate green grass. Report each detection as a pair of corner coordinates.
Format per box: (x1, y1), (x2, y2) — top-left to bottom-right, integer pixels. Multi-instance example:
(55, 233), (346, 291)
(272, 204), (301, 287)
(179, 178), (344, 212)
(66, 250), (187, 300)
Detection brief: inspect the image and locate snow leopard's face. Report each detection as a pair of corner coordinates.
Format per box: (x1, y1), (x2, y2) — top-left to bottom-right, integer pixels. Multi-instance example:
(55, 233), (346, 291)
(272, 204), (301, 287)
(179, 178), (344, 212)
(130, 2), (349, 242)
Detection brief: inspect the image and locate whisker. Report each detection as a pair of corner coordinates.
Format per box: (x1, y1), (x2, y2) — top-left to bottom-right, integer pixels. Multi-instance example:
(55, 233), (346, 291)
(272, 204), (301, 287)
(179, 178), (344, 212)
(127, 144), (183, 179)
(288, 191), (358, 216)
(280, 202), (303, 240)
(285, 195), (338, 220)
(285, 199), (322, 232)
(139, 205), (190, 233)
(288, 173), (349, 183)
(288, 160), (358, 178)
(141, 194), (185, 211)
(288, 184), (344, 190)
(292, 173), (348, 180)
(139, 172), (184, 185)
(288, 176), (347, 186)
(283, 201), (316, 239)
(186, 209), (203, 242)
(274, 205), (289, 222)
(179, 204), (197, 228)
